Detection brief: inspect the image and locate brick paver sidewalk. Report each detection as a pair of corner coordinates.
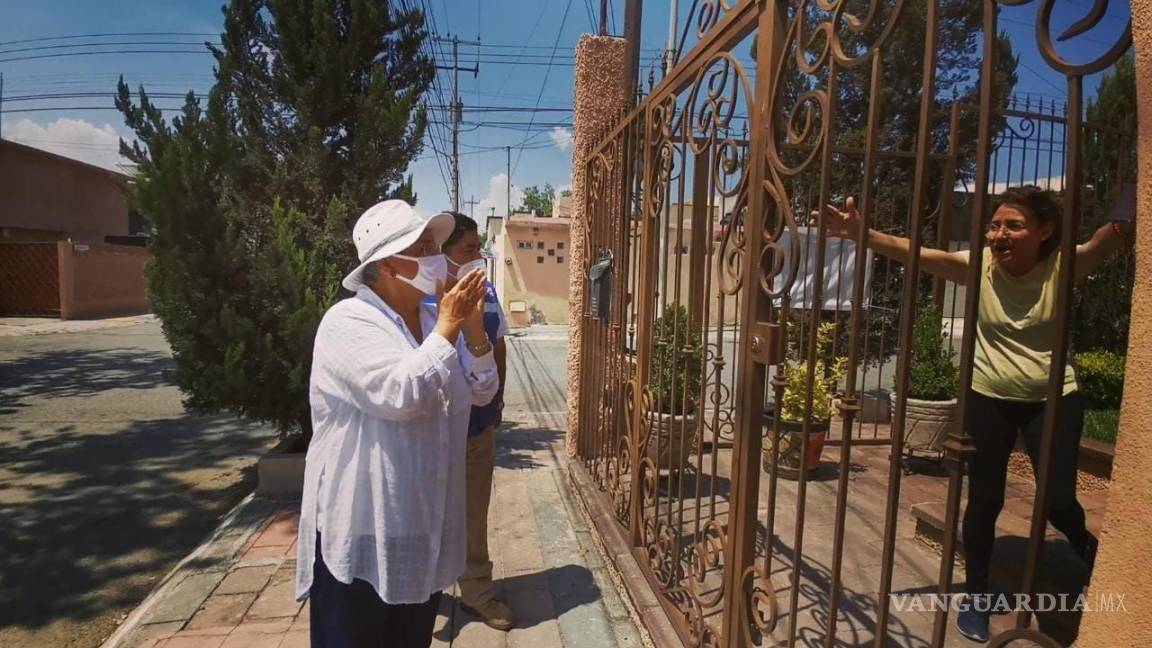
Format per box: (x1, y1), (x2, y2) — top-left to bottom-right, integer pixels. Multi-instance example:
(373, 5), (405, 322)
(105, 413), (644, 648)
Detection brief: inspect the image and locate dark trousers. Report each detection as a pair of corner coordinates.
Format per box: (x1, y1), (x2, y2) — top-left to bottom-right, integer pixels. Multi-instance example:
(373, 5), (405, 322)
(310, 535), (442, 648)
(962, 390), (1093, 594)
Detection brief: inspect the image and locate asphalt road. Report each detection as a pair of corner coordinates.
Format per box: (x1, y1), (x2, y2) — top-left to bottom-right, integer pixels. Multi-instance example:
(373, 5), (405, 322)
(0, 321), (277, 648)
(503, 325), (570, 426)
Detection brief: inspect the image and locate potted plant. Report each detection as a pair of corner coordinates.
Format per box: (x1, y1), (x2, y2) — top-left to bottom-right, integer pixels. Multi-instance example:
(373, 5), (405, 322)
(763, 321), (848, 480)
(896, 303), (960, 454)
(645, 304), (705, 472)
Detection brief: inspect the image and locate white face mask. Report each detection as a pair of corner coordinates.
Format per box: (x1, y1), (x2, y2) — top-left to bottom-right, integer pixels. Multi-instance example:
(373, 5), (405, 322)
(391, 254), (447, 296)
(449, 258), (487, 280)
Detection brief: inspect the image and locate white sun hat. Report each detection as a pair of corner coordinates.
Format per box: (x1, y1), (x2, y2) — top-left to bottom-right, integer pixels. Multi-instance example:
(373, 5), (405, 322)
(342, 200), (455, 291)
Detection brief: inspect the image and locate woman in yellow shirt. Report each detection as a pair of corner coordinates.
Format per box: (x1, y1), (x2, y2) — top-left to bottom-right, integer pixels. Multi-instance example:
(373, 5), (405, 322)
(819, 185), (1132, 643)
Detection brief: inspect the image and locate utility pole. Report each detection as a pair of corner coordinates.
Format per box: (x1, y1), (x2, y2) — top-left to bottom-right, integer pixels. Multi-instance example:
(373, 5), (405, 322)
(665, 0), (679, 75)
(505, 145), (512, 217)
(464, 195), (479, 220)
(600, 0), (608, 34)
(1, 72), (5, 135)
(434, 35), (479, 214)
(624, 0), (643, 105)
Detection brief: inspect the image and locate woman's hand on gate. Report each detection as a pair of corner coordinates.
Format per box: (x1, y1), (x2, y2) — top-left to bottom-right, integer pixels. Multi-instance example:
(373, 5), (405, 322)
(811, 197), (862, 240)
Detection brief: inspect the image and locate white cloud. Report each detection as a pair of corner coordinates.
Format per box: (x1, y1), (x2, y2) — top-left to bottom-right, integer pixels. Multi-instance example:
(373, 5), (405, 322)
(476, 173), (525, 225)
(986, 174), (1064, 194)
(548, 126), (573, 151)
(954, 174), (1066, 195)
(1, 118), (131, 172)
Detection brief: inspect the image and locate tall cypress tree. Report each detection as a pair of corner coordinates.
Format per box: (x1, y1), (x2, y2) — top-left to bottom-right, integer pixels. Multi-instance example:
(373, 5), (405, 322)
(1074, 54), (1137, 353)
(117, 0), (434, 438)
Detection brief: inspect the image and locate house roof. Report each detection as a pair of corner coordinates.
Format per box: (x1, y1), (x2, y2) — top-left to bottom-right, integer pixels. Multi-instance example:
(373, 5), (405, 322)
(0, 138), (133, 181)
(506, 214), (571, 230)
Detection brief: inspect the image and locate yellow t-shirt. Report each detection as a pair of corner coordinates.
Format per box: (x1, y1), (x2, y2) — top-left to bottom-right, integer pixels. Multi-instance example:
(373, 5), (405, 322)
(971, 248), (1078, 402)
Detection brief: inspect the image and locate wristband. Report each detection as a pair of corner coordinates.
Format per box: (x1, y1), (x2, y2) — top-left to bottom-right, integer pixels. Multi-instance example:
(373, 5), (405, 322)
(466, 340), (493, 356)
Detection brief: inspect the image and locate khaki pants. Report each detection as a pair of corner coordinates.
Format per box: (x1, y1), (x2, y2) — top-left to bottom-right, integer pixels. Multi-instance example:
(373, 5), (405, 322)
(457, 426), (496, 607)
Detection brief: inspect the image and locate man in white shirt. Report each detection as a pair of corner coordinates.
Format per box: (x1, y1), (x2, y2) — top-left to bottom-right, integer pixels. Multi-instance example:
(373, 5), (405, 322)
(295, 200), (500, 648)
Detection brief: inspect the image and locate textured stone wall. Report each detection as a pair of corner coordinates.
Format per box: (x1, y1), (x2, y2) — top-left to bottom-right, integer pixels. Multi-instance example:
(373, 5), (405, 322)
(567, 36), (630, 457)
(1079, 4), (1152, 645)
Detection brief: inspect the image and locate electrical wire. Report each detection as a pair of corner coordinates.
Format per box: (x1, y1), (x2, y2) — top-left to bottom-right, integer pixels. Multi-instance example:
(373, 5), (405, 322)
(512, 0), (574, 176)
(0, 31), (219, 46)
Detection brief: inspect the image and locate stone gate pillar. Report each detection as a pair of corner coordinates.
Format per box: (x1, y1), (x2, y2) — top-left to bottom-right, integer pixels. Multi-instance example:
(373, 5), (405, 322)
(567, 36), (630, 457)
(1079, 4), (1152, 645)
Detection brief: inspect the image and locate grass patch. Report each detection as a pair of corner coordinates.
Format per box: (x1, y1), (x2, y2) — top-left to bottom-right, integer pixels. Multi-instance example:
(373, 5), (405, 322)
(1083, 408), (1119, 445)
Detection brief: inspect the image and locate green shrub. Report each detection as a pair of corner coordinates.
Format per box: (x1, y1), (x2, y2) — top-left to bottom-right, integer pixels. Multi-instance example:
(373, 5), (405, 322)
(649, 304), (704, 416)
(1076, 351), (1126, 410)
(1083, 408), (1119, 445)
(780, 322), (848, 423)
(908, 304), (960, 401)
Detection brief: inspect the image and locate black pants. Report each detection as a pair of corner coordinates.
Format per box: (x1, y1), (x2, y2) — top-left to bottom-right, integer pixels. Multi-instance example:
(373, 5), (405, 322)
(310, 535), (442, 648)
(962, 390), (1093, 594)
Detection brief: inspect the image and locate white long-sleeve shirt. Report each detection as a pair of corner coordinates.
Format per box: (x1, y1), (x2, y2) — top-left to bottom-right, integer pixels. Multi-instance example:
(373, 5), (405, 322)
(295, 287), (499, 604)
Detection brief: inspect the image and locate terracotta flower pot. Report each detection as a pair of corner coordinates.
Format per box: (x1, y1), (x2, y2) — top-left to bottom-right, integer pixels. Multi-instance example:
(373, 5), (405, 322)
(761, 408), (829, 480)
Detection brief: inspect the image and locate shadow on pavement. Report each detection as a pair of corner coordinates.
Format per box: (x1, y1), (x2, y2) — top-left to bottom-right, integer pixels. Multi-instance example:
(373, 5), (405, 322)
(493, 423), (563, 471)
(434, 563), (602, 641)
(0, 347), (173, 414)
(0, 345), (276, 633)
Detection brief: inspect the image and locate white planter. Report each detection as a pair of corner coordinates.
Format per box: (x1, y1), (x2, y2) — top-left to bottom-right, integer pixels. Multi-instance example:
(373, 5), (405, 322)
(257, 435), (306, 496)
(891, 394), (957, 452)
(644, 410), (700, 472)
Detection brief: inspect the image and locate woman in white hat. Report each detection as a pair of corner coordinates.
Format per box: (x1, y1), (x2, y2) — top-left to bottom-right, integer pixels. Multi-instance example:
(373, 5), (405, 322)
(295, 199), (499, 647)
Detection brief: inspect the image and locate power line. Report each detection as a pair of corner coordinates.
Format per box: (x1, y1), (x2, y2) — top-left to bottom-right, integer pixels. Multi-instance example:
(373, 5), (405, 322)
(0, 49), (210, 64)
(493, 0), (553, 98)
(582, 0), (598, 32)
(0, 31), (218, 46)
(0, 40), (219, 56)
(513, 0), (574, 177)
(403, 0), (454, 201)
(4, 91), (207, 102)
(1016, 59), (1069, 96)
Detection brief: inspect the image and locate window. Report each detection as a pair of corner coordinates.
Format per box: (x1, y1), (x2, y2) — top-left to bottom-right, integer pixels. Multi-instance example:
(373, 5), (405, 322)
(537, 241), (544, 250)
(537, 256), (544, 264)
(547, 249), (555, 256)
(532, 227), (539, 235)
(557, 241), (564, 250)
(129, 209), (147, 235)
(557, 256), (564, 264)
(517, 240), (533, 249)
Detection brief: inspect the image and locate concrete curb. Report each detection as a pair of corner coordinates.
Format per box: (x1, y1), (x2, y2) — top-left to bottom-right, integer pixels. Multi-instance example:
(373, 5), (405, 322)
(98, 493), (280, 648)
(0, 314), (156, 337)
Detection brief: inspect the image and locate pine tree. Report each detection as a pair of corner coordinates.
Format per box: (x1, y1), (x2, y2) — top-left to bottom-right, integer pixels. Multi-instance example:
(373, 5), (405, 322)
(1073, 54), (1137, 354)
(116, 0), (434, 439)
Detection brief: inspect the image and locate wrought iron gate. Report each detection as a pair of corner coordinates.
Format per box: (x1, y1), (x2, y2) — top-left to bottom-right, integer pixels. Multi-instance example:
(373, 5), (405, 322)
(574, 1), (1134, 646)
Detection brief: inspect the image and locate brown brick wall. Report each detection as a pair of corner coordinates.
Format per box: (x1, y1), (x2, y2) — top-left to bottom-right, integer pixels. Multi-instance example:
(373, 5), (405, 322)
(0, 242), (61, 316)
(65, 243), (150, 319)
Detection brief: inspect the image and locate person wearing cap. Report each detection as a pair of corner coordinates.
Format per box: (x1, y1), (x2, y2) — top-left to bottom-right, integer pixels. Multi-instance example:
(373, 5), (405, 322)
(295, 200), (499, 648)
(435, 213), (515, 630)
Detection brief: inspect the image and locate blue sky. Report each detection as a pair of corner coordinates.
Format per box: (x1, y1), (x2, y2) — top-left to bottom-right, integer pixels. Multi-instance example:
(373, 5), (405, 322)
(0, 0), (1133, 226)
